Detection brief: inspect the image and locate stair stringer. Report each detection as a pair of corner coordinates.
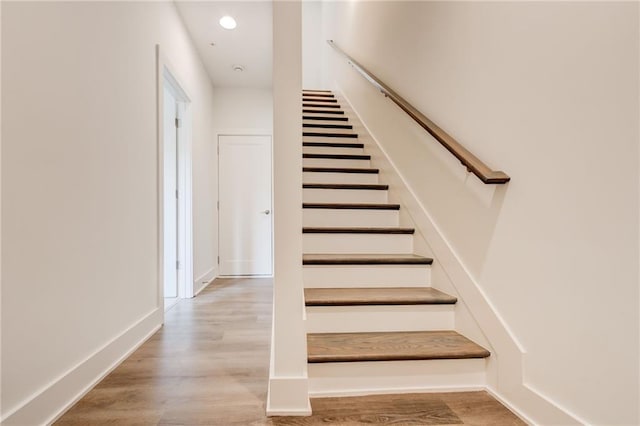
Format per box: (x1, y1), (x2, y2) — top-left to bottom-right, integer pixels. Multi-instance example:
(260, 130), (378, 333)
(334, 89), (584, 426)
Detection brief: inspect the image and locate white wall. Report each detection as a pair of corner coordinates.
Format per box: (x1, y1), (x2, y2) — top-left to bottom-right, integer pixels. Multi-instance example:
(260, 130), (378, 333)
(321, 2), (639, 425)
(1, 2), (217, 423)
(211, 87), (273, 132)
(302, 1), (324, 90)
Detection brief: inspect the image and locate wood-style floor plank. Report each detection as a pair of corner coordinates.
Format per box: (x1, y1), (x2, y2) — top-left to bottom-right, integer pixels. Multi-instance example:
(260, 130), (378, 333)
(56, 278), (521, 425)
(271, 392), (524, 426)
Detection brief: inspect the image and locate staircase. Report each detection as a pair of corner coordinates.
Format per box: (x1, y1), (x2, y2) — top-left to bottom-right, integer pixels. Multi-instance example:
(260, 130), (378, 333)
(301, 89), (490, 396)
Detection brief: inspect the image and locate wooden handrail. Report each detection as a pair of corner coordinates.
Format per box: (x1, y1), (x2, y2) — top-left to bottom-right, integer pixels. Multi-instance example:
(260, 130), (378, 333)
(327, 40), (510, 184)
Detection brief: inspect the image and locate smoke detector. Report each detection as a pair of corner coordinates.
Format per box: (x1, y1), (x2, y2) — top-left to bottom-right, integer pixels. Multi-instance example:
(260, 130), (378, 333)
(232, 65), (245, 72)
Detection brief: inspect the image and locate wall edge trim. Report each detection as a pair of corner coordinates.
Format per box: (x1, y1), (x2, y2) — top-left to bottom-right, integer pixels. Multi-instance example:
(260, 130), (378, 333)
(194, 266), (217, 297)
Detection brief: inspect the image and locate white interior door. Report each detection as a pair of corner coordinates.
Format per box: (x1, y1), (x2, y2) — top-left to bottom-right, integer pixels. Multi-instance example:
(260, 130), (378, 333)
(219, 135), (273, 276)
(163, 86), (178, 297)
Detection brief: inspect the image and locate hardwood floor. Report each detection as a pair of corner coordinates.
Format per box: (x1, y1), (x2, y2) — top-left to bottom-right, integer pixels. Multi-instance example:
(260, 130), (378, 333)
(56, 278), (524, 425)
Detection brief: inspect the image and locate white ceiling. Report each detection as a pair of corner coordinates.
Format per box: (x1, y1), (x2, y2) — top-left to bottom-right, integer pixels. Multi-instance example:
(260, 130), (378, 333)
(175, 1), (272, 89)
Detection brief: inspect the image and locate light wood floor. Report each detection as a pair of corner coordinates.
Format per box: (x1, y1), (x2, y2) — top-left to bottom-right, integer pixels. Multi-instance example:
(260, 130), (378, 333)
(56, 278), (525, 425)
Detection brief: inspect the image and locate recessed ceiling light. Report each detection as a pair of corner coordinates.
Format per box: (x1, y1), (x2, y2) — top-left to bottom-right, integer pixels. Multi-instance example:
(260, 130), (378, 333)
(219, 16), (237, 30)
(232, 65), (245, 72)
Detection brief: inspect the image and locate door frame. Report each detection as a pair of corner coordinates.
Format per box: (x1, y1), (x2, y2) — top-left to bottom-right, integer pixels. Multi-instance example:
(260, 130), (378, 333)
(217, 133), (274, 277)
(156, 45), (194, 312)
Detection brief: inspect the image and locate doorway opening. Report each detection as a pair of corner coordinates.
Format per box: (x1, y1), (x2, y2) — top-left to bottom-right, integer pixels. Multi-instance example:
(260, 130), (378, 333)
(218, 135), (273, 276)
(159, 54), (194, 312)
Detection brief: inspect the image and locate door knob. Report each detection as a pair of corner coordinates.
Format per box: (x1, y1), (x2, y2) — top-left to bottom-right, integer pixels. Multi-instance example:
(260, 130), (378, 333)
(262, 209), (271, 215)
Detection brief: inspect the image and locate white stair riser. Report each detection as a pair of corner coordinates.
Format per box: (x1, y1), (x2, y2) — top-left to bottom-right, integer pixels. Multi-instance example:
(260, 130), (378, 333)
(303, 121), (352, 127)
(303, 158), (371, 168)
(303, 136), (361, 145)
(302, 108), (346, 114)
(304, 133), (354, 139)
(303, 172), (378, 185)
(303, 188), (388, 204)
(303, 100), (335, 103)
(303, 209), (398, 227)
(303, 146), (364, 155)
(304, 233), (413, 254)
(303, 128), (353, 134)
(308, 358), (487, 397)
(305, 305), (454, 333)
(304, 265), (430, 288)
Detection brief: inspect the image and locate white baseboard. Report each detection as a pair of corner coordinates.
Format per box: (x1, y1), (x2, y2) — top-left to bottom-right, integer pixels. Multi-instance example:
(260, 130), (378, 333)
(486, 387), (537, 425)
(266, 376), (312, 416)
(2, 308), (162, 426)
(193, 266), (217, 297)
(487, 384), (584, 425)
(310, 385), (485, 399)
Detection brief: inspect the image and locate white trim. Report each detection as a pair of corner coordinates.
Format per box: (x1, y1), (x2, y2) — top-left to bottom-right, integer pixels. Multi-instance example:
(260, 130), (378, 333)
(336, 87), (582, 426)
(2, 308), (162, 426)
(0, 3), (3, 425)
(485, 387), (537, 425)
(194, 266), (217, 296)
(155, 45), (165, 311)
(156, 45), (195, 305)
(266, 376), (312, 416)
(163, 297), (180, 312)
(310, 385), (486, 399)
(176, 101), (194, 299)
(265, 407), (312, 417)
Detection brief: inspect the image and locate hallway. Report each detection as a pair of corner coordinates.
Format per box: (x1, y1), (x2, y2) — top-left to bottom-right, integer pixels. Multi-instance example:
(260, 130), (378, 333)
(56, 278), (523, 425)
(56, 278), (274, 425)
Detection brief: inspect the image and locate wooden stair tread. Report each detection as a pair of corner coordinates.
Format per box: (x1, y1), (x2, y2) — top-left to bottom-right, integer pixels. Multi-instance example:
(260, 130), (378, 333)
(303, 93), (336, 96)
(303, 142), (364, 149)
(303, 89), (333, 93)
(303, 227), (415, 234)
(303, 183), (388, 190)
(302, 98), (338, 103)
(303, 103), (341, 108)
(303, 115), (348, 121)
(303, 167), (379, 174)
(303, 203), (400, 210)
(302, 95), (335, 100)
(303, 153), (369, 160)
(305, 287), (457, 306)
(303, 253), (433, 265)
(307, 330), (490, 363)
(303, 122), (353, 129)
